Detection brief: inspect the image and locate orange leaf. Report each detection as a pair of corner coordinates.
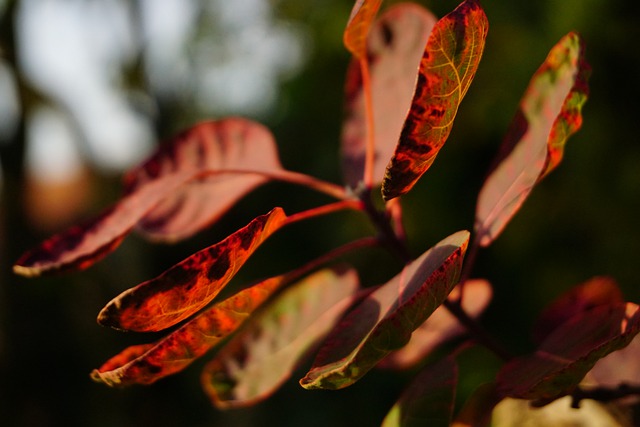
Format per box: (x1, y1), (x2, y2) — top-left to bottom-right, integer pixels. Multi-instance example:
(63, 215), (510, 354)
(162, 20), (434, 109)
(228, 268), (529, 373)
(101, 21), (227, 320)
(13, 172), (196, 277)
(341, 4), (437, 187)
(382, 0), (488, 201)
(474, 32), (590, 247)
(97, 208), (288, 332)
(125, 118), (283, 242)
(202, 267), (360, 408)
(91, 274), (288, 386)
(343, 0), (383, 59)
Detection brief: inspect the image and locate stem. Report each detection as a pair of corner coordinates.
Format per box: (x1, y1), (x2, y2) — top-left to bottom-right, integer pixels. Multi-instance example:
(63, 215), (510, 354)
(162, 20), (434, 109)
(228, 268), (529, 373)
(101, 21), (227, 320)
(360, 188), (410, 263)
(360, 57), (376, 189)
(284, 200), (363, 226)
(450, 235), (481, 305)
(443, 299), (512, 361)
(568, 383), (640, 409)
(281, 236), (381, 284)
(198, 168), (348, 201)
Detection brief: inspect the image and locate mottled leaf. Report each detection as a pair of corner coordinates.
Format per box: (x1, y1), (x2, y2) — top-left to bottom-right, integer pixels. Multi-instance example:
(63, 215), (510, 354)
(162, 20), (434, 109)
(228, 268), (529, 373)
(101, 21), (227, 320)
(474, 32), (590, 247)
(341, 4), (437, 187)
(91, 274), (288, 386)
(496, 303), (640, 401)
(382, 0), (488, 200)
(201, 267), (360, 408)
(13, 172), (196, 277)
(125, 118), (283, 242)
(13, 118), (283, 277)
(452, 383), (501, 427)
(343, 0), (383, 58)
(382, 356), (458, 427)
(300, 230), (469, 390)
(98, 208), (288, 332)
(381, 279), (492, 369)
(533, 276), (622, 344)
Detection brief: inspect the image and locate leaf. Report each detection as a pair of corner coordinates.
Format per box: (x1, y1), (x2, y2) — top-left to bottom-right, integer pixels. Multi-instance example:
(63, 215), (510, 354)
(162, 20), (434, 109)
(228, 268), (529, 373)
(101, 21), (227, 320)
(91, 274), (288, 386)
(496, 303), (640, 401)
(125, 118), (283, 242)
(474, 32), (590, 247)
(300, 230), (469, 390)
(491, 396), (629, 427)
(532, 276), (623, 344)
(452, 383), (501, 427)
(381, 0), (488, 201)
(343, 0), (383, 59)
(13, 171), (196, 277)
(201, 267), (360, 409)
(381, 356), (458, 427)
(13, 118), (283, 276)
(381, 279), (492, 369)
(589, 334), (640, 397)
(341, 4), (437, 187)
(98, 208), (288, 332)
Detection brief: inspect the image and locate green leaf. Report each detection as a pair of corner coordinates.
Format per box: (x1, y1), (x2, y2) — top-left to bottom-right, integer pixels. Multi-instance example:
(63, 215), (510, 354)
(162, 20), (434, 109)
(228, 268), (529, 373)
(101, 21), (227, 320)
(382, 0), (488, 201)
(491, 396), (629, 427)
(382, 356), (458, 427)
(91, 274), (288, 386)
(381, 279), (492, 369)
(452, 383), (501, 427)
(341, 3), (436, 187)
(98, 208), (288, 332)
(300, 230), (469, 390)
(496, 303), (640, 401)
(474, 32), (590, 247)
(343, 0), (383, 59)
(201, 267), (360, 408)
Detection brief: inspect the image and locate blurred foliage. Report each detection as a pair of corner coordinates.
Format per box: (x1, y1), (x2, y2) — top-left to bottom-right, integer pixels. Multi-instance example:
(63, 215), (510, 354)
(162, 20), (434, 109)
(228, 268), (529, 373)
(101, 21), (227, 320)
(1, 0), (639, 425)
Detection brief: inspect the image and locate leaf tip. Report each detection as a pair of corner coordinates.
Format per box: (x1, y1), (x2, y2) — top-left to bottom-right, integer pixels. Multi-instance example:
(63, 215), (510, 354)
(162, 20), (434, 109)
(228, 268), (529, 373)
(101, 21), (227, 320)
(13, 264), (40, 278)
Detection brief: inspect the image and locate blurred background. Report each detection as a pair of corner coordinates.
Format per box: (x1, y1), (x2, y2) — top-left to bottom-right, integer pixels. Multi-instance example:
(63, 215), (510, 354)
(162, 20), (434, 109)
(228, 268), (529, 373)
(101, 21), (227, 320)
(1, 0), (639, 425)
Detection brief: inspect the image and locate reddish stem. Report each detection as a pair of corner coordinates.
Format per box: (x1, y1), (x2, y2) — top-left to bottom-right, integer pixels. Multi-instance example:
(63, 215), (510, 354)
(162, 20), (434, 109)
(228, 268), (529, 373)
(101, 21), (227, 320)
(360, 57), (376, 189)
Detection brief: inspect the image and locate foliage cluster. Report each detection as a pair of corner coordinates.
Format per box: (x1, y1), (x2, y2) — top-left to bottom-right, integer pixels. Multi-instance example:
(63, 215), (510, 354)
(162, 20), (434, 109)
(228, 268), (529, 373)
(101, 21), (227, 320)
(13, 0), (640, 425)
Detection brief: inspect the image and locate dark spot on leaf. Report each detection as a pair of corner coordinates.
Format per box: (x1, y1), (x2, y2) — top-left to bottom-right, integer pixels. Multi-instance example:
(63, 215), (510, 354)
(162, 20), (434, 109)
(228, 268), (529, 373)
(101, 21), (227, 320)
(207, 250), (231, 281)
(139, 359), (163, 375)
(380, 21), (393, 46)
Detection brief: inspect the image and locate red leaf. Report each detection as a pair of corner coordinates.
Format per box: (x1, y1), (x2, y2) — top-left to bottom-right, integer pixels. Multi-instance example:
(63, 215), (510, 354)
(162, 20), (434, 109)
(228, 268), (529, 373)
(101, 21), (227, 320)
(496, 303), (640, 401)
(532, 276), (623, 344)
(474, 32), (590, 247)
(341, 4), (437, 187)
(382, 0), (488, 201)
(343, 0), (383, 59)
(382, 356), (458, 427)
(125, 118), (283, 242)
(381, 279), (492, 369)
(13, 172), (196, 277)
(201, 267), (360, 408)
(97, 208), (288, 332)
(300, 230), (469, 390)
(91, 274), (288, 386)
(13, 118), (283, 276)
